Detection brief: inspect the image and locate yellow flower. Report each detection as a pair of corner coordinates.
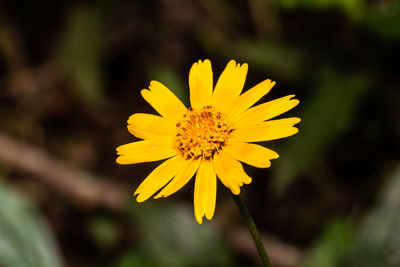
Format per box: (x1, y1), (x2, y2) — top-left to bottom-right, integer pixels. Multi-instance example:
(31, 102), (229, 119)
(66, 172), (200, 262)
(117, 59), (300, 224)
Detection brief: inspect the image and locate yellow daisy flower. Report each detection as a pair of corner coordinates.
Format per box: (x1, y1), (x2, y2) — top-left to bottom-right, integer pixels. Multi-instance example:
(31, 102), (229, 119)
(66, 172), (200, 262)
(117, 59), (300, 224)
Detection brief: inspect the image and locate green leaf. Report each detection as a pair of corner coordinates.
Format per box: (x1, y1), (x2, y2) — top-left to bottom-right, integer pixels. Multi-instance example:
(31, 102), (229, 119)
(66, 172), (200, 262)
(0, 179), (62, 267)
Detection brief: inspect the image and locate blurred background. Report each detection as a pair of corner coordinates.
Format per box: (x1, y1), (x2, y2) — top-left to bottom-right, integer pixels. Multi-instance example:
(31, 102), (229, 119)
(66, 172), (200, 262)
(0, 0), (399, 266)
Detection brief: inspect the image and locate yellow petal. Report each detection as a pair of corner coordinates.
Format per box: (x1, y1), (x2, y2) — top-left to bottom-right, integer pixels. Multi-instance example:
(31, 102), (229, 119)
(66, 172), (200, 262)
(127, 113), (176, 140)
(194, 160), (217, 224)
(230, 117), (301, 143)
(223, 142), (279, 168)
(194, 161), (203, 224)
(213, 150), (252, 195)
(116, 140), (177, 165)
(231, 95), (299, 129)
(154, 159), (200, 198)
(141, 81), (187, 122)
(226, 79), (275, 121)
(203, 161), (217, 220)
(212, 60), (248, 114)
(134, 155), (186, 202)
(189, 59), (213, 110)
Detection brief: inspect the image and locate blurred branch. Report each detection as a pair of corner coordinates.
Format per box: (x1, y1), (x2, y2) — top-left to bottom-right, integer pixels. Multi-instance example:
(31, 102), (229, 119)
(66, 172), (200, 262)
(0, 132), (126, 210)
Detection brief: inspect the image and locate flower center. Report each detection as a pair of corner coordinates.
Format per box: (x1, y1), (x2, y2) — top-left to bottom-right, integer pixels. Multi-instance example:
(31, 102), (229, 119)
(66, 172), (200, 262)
(175, 105), (232, 160)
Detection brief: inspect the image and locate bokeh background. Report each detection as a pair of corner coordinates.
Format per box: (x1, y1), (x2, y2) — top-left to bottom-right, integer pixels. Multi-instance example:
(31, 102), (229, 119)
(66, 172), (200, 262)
(1, 0), (399, 266)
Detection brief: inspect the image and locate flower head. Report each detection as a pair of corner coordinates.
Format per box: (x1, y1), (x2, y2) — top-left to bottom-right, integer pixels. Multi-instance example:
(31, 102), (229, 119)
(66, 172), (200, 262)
(117, 59), (300, 224)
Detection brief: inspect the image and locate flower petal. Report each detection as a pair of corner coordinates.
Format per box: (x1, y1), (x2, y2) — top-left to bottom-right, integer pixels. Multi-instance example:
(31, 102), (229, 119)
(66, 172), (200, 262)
(213, 150), (252, 195)
(230, 117), (301, 143)
(154, 159), (201, 199)
(141, 81), (187, 122)
(223, 142), (279, 168)
(134, 155), (187, 202)
(231, 95), (299, 129)
(116, 140), (178, 165)
(226, 79), (276, 121)
(127, 113), (176, 140)
(212, 60), (248, 114)
(189, 59), (213, 110)
(194, 160), (217, 224)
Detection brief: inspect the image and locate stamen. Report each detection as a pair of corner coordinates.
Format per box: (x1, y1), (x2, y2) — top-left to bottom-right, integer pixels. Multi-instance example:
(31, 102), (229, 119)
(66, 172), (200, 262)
(175, 106), (231, 160)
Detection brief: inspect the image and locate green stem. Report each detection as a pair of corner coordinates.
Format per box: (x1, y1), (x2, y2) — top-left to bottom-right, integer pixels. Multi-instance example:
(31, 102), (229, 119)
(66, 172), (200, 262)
(231, 193), (273, 267)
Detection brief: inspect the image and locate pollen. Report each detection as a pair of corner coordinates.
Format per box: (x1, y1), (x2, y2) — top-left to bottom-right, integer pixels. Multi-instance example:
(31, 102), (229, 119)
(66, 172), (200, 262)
(176, 105), (232, 160)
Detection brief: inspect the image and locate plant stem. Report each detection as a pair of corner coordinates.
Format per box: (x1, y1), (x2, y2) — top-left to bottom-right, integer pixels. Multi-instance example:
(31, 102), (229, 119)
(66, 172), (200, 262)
(231, 193), (273, 267)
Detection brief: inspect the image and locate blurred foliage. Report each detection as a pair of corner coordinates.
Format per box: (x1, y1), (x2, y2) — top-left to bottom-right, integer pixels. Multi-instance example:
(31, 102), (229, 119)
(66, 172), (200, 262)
(301, 165), (400, 267)
(343, 165), (400, 267)
(117, 250), (158, 267)
(365, 1), (400, 41)
(88, 216), (119, 249)
(301, 219), (355, 267)
(0, 179), (62, 267)
(58, 3), (105, 106)
(199, 37), (306, 81)
(126, 201), (231, 267)
(273, 68), (370, 192)
(279, 0), (366, 20)
(234, 40), (306, 80)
